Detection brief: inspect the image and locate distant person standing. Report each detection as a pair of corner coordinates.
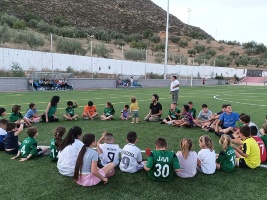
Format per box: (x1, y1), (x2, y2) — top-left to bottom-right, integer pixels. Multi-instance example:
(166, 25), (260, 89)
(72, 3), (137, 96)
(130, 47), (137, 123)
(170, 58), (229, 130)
(202, 77), (206, 87)
(130, 77), (134, 87)
(170, 76), (179, 104)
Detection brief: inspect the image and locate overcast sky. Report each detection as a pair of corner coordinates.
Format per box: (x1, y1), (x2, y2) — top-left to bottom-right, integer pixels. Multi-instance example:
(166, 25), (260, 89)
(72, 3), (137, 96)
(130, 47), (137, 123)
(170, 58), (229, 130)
(151, 0), (267, 45)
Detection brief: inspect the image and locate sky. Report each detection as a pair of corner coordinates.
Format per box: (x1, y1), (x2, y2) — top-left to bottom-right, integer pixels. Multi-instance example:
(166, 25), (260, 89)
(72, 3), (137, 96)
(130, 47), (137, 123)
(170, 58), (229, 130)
(151, 0), (267, 45)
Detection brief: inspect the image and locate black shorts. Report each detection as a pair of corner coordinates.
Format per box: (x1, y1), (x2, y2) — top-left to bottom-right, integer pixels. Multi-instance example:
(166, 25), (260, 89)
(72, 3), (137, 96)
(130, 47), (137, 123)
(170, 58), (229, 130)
(37, 148), (43, 157)
(239, 158), (249, 168)
(165, 117), (178, 121)
(5, 148), (18, 154)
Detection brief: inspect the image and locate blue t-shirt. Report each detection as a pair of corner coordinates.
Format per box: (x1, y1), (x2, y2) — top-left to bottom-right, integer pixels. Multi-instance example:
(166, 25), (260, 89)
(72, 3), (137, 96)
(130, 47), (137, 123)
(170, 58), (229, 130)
(25, 109), (37, 118)
(219, 112), (239, 128)
(80, 148), (99, 174)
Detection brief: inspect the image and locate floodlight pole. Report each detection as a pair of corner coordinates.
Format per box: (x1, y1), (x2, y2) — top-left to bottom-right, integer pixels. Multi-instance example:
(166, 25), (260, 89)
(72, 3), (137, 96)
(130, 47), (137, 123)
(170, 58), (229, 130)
(91, 41), (93, 78)
(164, 0), (170, 80)
(51, 34), (54, 72)
(145, 50), (147, 79)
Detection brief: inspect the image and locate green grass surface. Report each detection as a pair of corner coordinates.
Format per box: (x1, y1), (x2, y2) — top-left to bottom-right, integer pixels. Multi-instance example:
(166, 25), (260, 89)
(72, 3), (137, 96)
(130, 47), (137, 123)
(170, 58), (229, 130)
(0, 86), (266, 200)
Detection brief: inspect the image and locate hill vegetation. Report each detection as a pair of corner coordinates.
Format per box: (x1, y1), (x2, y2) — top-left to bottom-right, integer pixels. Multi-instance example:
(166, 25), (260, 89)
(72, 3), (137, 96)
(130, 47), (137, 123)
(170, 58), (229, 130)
(0, 0), (267, 72)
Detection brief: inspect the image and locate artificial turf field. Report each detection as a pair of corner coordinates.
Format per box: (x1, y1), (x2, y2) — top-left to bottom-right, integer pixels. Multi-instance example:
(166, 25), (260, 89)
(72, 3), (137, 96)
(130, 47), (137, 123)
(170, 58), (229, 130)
(0, 85), (266, 200)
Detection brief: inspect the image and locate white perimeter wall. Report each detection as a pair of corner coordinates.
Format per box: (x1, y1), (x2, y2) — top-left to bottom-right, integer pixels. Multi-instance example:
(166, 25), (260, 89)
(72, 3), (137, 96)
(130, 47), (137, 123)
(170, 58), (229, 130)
(0, 47), (246, 78)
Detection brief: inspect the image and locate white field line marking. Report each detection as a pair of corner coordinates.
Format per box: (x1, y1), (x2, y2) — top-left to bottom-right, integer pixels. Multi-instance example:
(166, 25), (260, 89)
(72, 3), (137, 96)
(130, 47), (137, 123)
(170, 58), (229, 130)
(214, 95), (267, 107)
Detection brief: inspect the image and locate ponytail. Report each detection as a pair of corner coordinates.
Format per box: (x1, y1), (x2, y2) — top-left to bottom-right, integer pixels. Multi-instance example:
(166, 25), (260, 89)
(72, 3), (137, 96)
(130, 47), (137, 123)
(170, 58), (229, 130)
(200, 135), (213, 151)
(58, 126), (82, 151)
(54, 126), (66, 149)
(74, 145), (87, 181)
(180, 138), (192, 159)
(74, 133), (96, 181)
(219, 134), (231, 151)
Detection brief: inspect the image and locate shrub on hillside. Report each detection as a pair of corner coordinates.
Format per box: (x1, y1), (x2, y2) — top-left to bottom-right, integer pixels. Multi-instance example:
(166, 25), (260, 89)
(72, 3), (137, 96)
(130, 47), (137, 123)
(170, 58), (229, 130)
(124, 49), (146, 61)
(143, 29), (154, 38)
(92, 43), (113, 58)
(169, 36), (180, 43)
(130, 41), (148, 50)
(235, 55), (249, 66)
(229, 51), (239, 58)
(57, 38), (87, 55)
(178, 40), (188, 48)
(149, 35), (160, 43)
(12, 20), (26, 30)
(154, 52), (164, 63)
(172, 54), (188, 65)
(0, 13), (18, 27)
(13, 31), (45, 49)
(37, 20), (55, 33)
(114, 39), (125, 49)
(188, 31), (206, 40)
(194, 44), (206, 53)
(146, 72), (163, 79)
(28, 19), (39, 28)
(205, 48), (216, 57)
(187, 49), (196, 57)
(0, 24), (11, 43)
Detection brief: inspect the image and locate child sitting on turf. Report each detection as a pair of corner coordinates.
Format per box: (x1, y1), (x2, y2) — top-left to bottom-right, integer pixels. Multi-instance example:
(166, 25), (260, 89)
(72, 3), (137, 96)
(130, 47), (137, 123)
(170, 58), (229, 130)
(194, 104), (213, 129)
(250, 126), (266, 163)
(24, 103), (41, 123)
(260, 123), (267, 152)
(50, 126), (66, 162)
(100, 102), (115, 120)
(172, 105), (193, 128)
(119, 131), (144, 173)
(96, 131), (121, 167)
(188, 101), (196, 119)
(10, 105), (31, 127)
(4, 121), (24, 154)
(197, 135), (216, 174)
(176, 138), (197, 178)
(82, 101), (98, 120)
(120, 105), (130, 120)
(63, 101), (79, 121)
(233, 125), (260, 169)
(57, 126), (83, 176)
(0, 107), (7, 119)
(74, 133), (115, 186)
(161, 103), (180, 125)
(216, 134), (236, 172)
(0, 119), (8, 151)
(11, 127), (49, 162)
(144, 137), (180, 181)
(130, 96), (139, 123)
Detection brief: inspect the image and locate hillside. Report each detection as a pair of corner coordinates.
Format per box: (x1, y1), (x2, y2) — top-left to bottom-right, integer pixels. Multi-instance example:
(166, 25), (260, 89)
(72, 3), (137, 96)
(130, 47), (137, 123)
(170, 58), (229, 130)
(0, 0), (212, 38)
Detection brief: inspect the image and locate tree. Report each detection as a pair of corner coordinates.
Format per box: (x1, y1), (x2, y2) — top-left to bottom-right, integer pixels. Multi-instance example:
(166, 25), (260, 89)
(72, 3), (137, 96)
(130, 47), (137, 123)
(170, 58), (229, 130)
(187, 49), (196, 57)
(124, 49), (146, 61)
(56, 38), (87, 55)
(143, 29), (154, 38)
(149, 35), (160, 43)
(114, 39), (125, 49)
(92, 43), (113, 58)
(178, 40), (188, 48)
(194, 44), (206, 53)
(0, 24), (11, 44)
(169, 36), (180, 43)
(154, 52), (164, 63)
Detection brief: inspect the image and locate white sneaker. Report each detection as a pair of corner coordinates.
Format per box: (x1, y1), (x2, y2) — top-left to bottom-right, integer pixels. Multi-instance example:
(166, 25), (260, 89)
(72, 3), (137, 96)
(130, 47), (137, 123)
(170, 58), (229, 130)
(83, 117), (89, 120)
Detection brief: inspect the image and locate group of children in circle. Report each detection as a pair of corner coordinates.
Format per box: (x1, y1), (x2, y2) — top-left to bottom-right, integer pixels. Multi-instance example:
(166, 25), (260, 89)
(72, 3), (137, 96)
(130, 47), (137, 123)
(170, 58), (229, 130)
(1, 94), (267, 185)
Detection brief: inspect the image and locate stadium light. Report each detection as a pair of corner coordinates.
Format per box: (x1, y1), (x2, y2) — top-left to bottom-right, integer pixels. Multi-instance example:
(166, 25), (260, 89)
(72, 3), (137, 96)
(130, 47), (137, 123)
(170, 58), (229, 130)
(164, 0), (170, 79)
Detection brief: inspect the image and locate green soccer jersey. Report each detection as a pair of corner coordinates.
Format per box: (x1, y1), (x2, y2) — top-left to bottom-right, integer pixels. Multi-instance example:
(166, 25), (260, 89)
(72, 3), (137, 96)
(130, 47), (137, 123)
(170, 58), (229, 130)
(50, 138), (59, 161)
(9, 112), (23, 122)
(104, 107), (115, 116)
(146, 150), (180, 181)
(216, 146), (236, 172)
(261, 135), (267, 151)
(48, 105), (57, 116)
(168, 108), (180, 119)
(189, 108), (196, 118)
(19, 137), (38, 158)
(65, 105), (77, 116)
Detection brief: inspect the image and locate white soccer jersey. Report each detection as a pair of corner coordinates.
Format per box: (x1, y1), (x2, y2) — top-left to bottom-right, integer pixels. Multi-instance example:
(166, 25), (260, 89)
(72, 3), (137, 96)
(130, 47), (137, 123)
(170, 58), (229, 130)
(99, 143), (121, 166)
(119, 143), (143, 173)
(57, 139), (83, 177)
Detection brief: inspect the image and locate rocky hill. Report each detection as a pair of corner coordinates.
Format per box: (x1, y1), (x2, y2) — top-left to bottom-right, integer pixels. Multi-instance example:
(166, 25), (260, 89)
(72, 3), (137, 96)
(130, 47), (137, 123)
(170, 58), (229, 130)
(0, 0), (212, 38)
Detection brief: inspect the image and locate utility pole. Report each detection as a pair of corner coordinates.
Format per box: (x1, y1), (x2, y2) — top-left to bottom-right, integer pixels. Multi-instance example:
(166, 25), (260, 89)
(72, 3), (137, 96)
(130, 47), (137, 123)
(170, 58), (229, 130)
(188, 8), (192, 25)
(164, 0), (170, 79)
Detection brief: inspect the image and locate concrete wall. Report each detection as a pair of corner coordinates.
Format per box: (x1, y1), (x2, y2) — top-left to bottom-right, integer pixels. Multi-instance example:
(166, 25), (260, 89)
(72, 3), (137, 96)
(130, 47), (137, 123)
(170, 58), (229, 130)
(0, 47), (247, 78)
(0, 77), (224, 91)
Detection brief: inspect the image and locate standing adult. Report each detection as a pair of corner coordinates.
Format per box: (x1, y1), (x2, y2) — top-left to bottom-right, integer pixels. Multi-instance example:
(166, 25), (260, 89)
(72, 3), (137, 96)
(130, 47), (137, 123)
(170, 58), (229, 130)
(144, 94), (162, 122)
(41, 96), (60, 122)
(130, 77), (134, 87)
(170, 76), (179, 104)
